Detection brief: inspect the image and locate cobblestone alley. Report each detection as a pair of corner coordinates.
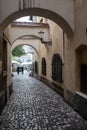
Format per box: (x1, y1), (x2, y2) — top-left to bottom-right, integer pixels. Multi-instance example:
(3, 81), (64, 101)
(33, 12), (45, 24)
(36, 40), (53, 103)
(0, 73), (87, 130)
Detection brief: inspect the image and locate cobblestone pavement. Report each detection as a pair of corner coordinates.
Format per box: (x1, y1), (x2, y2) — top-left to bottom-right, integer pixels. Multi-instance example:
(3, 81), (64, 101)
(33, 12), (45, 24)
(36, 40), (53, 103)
(0, 73), (87, 130)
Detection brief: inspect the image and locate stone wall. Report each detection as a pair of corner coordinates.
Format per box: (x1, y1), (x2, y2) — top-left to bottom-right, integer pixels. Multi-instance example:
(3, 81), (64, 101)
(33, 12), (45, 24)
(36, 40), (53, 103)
(38, 19), (64, 88)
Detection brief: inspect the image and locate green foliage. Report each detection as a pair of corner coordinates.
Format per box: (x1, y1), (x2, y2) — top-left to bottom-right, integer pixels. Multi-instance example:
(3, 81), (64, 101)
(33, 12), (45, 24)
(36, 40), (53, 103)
(12, 45), (26, 57)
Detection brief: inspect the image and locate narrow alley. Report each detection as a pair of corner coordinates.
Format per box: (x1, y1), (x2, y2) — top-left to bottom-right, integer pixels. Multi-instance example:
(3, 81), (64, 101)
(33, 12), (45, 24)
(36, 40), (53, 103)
(0, 73), (87, 130)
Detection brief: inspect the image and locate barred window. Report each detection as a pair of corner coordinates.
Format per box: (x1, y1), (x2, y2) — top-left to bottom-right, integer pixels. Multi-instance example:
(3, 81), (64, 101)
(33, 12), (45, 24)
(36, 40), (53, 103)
(35, 61), (38, 74)
(42, 58), (46, 76)
(52, 54), (62, 82)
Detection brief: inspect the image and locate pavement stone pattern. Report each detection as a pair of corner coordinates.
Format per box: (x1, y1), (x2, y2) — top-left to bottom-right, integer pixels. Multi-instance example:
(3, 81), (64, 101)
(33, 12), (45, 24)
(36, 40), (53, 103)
(0, 73), (87, 130)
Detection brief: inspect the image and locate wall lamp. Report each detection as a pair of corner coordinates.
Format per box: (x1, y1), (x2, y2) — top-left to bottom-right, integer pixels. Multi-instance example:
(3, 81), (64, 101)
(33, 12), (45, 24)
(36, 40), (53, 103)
(38, 30), (52, 46)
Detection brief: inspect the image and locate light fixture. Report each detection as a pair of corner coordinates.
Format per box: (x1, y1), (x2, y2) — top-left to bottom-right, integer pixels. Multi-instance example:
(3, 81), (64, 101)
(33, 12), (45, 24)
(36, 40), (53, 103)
(38, 30), (44, 42)
(38, 30), (52, 46)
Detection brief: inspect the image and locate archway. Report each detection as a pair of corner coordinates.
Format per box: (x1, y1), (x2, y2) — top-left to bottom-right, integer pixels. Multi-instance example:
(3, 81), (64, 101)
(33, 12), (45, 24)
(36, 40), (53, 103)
(11, 35), (40, 45)
(12, 37), (40, 56)
(0, 8), (73, 37)
(12, 43), (38, 75)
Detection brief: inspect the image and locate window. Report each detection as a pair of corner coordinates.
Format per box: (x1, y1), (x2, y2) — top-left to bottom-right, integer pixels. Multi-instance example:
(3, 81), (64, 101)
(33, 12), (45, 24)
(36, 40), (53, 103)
(52, 54), (62, 82)
(35, 61), (38, 74)
(42, 58), (46, 76)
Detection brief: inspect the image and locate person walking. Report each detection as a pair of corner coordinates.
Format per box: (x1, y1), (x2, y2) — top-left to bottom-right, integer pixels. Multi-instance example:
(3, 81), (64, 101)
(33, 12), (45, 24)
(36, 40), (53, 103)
(17, 66), (20, 74)
(21, 66), (24, 74)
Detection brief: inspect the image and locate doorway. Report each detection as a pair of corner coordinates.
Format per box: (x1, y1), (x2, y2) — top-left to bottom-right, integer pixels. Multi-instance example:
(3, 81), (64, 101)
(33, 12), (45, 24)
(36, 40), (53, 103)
(81, 64), (87, 94)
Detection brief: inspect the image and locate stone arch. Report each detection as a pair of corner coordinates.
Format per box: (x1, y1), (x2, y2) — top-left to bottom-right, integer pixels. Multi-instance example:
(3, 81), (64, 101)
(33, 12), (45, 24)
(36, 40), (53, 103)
(52, 53), (62, 83)
(0, 8), (73, 37)
(76, 44), (87, 53)
(11, 35), (40, 55)
(12, 35), (40, 45)
(12, 43), (39, 55)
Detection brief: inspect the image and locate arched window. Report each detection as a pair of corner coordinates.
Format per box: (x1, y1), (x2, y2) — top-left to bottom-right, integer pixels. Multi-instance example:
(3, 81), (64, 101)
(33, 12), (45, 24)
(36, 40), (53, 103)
(35, 61), (38, 74)
(52, 54), (62, 82)
(42, 58), (46, 76)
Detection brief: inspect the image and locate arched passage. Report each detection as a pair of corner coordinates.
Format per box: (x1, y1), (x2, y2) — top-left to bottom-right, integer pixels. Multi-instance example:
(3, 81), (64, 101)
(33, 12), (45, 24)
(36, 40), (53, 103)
(0, 8), (73, 37)
(12, 43), (39, 75)
(11, 35), (41, 56)
(12, 42), (39, 56)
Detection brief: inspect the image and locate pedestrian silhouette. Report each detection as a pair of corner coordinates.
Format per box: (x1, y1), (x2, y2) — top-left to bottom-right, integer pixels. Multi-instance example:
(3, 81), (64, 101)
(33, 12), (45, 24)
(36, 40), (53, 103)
(17, 66), (20, 74)
(21, 66), (24, 74)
